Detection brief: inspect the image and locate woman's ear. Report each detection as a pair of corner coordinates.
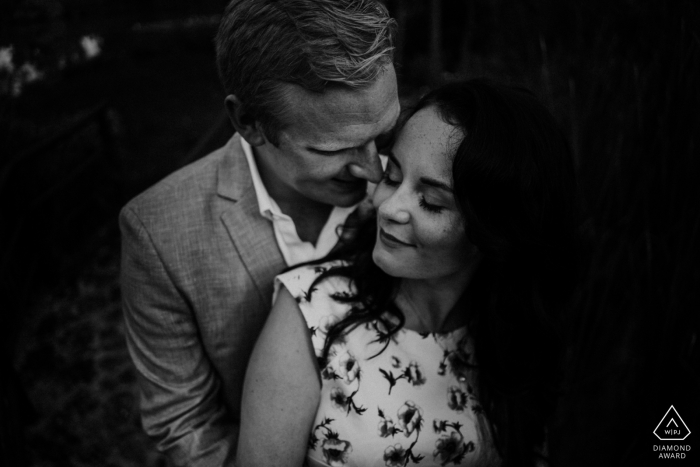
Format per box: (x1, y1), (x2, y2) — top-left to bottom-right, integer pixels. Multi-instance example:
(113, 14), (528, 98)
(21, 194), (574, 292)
(224, 95), (266, 146)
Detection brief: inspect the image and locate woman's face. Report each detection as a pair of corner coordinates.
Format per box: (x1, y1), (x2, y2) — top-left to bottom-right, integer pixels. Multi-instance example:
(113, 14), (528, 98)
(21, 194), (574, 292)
(372, 106), (478, 281)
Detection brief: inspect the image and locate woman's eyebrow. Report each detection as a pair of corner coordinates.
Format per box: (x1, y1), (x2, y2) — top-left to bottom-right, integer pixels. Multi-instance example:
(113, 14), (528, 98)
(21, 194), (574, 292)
(419, 176), (453, 193)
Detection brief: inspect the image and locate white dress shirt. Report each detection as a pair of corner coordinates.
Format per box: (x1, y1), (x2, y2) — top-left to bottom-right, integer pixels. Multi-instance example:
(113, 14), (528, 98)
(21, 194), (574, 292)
(241, 137), (357, 267)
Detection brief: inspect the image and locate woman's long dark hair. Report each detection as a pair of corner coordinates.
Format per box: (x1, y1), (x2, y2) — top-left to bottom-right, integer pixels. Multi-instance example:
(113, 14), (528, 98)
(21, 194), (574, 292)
(307, 79), (579, 466)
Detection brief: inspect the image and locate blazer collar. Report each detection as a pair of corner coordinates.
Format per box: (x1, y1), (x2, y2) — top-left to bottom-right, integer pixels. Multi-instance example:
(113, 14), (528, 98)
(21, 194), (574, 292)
(217, 133), (250, 202)
(217, 133), (286, 304)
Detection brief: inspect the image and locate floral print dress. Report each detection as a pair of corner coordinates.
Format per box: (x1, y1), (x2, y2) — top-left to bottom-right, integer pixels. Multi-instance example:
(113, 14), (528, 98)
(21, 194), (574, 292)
(275, 261), (493, 467)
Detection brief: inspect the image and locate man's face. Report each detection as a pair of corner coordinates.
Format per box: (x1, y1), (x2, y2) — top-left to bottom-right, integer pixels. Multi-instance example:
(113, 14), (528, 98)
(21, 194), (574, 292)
(253, 65), (400, 208)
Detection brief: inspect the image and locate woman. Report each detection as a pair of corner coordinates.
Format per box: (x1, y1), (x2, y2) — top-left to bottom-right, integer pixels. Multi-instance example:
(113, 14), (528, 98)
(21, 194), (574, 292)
(236, 79), (578, 467)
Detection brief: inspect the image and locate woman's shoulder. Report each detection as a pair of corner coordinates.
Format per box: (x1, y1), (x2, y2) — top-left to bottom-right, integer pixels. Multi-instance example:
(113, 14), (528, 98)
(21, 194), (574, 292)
(274, 260), (355, 356)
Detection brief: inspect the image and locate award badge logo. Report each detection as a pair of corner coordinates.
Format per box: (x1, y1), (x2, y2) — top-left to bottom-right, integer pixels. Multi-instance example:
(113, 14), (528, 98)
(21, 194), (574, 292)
(653, 405), (691, 460)
(654, 405), (690, 441)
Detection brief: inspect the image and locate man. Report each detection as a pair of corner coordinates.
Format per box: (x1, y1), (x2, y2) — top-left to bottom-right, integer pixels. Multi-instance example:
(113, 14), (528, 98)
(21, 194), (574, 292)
(119, 1), (399, 465)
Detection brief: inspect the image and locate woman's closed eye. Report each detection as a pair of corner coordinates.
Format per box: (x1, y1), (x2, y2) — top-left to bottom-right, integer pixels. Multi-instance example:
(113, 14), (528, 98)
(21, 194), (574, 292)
(418, 196), (444, 214)
(381, 165), (445, 213)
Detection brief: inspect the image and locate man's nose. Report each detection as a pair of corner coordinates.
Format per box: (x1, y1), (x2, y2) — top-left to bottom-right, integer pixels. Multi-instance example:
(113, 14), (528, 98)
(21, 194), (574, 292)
(348, 142), (383, 183)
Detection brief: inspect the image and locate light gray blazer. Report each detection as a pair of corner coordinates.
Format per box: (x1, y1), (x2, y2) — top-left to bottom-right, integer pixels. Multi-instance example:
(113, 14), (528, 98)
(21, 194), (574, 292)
(120, 134), (286, 466)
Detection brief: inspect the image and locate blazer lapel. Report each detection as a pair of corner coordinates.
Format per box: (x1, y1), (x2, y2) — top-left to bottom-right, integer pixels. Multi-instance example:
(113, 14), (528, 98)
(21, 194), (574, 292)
(217, 134), (285, 303)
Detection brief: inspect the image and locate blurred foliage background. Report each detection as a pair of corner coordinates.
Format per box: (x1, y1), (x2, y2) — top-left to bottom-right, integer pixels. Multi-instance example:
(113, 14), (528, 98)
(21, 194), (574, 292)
(1, 0), (698, 466)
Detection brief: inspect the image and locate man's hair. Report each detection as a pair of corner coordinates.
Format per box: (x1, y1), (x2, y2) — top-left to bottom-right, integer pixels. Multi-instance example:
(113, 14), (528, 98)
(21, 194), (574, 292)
(215, 0), (396, 144)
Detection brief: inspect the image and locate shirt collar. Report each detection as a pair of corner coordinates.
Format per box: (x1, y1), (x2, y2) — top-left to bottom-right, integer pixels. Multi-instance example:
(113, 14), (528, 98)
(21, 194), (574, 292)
(240, 136), (279, 219)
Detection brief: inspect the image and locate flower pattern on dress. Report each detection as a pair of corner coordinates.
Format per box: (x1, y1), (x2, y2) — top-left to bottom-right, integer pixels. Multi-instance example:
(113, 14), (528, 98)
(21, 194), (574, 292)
(379, 360), (428, 395)
(279, 262), (490, 467)
(447, 386), (469, 412)
(378, 418), (397, 438)
(336, 350), (361, 384)
(383, 443), (407, 467)
(383, 444), (407, 467)
(432, 419), (476, 465)
(309, 418), (354, 466)
(378, 401), (426, 465)
(406, 361), (426, 386)
(437, 346), (473, 379)
(324, 348), (360, 384)
(433, 431), (474, 466)
(397, 401), (423, 438)
(322, 438), (353, 467)
(330, 387), (349, 411)
(446, 383), (483, 415)
(323, 348), (360, 384)
(382, 441), (425, 467)
(377, 407), (402, 438)
(324, 348), (367, 415)
(296, 286), (318, 304)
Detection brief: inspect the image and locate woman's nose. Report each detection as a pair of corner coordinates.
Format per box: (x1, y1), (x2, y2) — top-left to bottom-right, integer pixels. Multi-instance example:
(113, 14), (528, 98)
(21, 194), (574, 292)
(377, 188), (410, 224)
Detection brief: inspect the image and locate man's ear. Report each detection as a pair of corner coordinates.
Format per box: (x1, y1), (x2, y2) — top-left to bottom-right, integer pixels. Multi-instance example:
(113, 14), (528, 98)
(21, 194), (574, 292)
(224, 95), (266, 146)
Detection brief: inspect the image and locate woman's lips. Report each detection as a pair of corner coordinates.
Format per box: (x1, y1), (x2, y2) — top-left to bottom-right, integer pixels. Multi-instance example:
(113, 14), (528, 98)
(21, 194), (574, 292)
(379, 228), (416, 248)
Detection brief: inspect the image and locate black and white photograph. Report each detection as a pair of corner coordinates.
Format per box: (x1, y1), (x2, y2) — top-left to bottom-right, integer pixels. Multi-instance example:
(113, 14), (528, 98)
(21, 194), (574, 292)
(1, 1), (698, 466)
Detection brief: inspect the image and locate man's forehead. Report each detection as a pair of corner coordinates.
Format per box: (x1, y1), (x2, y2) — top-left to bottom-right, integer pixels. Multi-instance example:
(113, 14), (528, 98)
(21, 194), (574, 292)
(278, 66), (399, 133)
